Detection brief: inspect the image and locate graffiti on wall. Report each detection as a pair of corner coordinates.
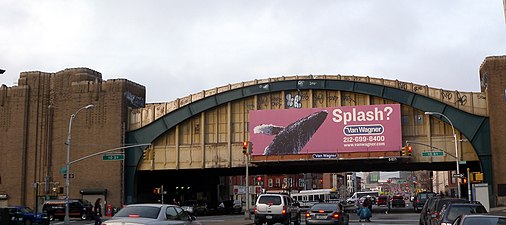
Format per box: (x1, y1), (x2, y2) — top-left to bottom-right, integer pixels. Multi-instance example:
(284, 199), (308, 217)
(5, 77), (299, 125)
(124, 91), (145, 109)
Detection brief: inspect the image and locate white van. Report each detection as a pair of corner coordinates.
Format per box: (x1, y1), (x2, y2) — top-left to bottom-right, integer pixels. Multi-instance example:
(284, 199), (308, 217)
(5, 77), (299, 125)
(345, 191), (379, 204)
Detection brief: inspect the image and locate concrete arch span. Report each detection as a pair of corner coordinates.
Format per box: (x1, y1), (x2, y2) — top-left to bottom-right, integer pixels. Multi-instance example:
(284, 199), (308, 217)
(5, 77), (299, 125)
(126, 76), (491, 205)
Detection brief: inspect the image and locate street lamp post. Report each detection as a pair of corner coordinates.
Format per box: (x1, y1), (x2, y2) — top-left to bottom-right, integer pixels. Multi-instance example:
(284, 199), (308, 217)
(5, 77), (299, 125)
(425, 111), (461, 199)
(65, 104), (94, 225)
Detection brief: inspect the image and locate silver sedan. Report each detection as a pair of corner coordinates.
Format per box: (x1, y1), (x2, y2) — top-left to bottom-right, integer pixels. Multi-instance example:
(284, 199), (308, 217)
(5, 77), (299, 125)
(103, 204), (201, 225)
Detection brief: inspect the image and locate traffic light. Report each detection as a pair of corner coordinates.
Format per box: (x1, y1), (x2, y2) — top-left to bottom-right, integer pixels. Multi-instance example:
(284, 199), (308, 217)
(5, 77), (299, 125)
(242, 141), (253, 155)
(242, 141), (248, 155)
(401, 147), (406, 156)
(407, 145), (412, 156)
(256, 176), (262, 185)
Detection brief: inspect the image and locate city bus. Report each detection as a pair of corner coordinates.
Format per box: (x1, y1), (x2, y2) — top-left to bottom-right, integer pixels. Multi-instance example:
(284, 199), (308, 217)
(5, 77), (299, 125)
(290, 189), (340, 208)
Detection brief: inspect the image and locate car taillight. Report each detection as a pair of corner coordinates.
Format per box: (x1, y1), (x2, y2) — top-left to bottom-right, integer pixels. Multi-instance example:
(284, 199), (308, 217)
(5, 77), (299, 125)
(416, 199), (420, 203)
(332, 213), (339, 219)
(318, 210), (324, 213)
(282, 206), (287, 215)
(254, 206), (257, 214)
(305, 212), (310, 218)
(432, 212), (438, 220)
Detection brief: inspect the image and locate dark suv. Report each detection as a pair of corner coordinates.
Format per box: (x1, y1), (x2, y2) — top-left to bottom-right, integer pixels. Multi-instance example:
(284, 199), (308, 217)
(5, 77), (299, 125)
(421, 197), (468, 225)
(413, 191), (436, 212)
(436, 202), (487, 225)
(42, 199), (93, 221)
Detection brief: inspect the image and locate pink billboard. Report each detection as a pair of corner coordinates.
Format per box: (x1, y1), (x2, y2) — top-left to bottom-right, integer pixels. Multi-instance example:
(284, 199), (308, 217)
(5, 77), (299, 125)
(249, 104), (402, 156)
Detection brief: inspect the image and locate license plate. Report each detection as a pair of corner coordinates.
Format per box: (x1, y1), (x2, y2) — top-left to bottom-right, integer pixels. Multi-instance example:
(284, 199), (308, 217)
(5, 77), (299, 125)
(266, 215), (272, 219)
(316, 215), (327, 219)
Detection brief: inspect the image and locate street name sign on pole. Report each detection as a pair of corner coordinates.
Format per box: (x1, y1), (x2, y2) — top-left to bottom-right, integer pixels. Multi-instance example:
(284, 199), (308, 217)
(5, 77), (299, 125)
(422, 151), (445, 157)
(102, 154), (125, 161)
(453, 173), (464, 178)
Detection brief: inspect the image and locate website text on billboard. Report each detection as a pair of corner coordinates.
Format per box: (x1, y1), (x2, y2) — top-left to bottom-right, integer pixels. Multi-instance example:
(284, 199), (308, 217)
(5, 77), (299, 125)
(249, 104), (402, 156)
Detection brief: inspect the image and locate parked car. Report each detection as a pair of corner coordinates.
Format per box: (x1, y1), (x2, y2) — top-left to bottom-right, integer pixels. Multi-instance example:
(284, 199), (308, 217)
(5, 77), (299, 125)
(254, 193), (301, 225)
(42, 199), (93, 221)
(419, 195), (442, 225)
(103, 203), (200, 225)
(5, 206), (49, 225)
(436, 202), (487, 225)
(452, 214), (506, 225)
(218, 200), (243, 214)
(181, 200), (208, 216)
(391, 195), (406, 208)
(304, 203), (349, 225)
(414, 191), (436, 212)
(424, 198), (469, 225)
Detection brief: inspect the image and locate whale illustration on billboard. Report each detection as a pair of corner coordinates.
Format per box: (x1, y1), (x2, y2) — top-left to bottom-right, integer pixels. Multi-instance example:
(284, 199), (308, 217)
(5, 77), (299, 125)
(253, 110), (328, 155)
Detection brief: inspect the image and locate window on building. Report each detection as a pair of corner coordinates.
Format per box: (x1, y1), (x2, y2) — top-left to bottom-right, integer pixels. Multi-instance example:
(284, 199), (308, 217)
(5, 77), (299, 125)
(205, 109), (217, 143)
(298, 179), (305, 188)
(217, 106), (228, 143)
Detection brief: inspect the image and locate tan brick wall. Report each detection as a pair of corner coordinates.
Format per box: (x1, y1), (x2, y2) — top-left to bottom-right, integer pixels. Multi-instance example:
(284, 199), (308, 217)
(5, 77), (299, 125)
(0, 68), (145, 210)
(480, 56), (506, 205)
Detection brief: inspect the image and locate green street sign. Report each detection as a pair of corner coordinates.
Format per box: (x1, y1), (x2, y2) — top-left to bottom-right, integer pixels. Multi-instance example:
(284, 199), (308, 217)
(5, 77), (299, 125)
(59, 167), (67, 174)
(102, 154), (125, 161)
(422, 151), (445, 157)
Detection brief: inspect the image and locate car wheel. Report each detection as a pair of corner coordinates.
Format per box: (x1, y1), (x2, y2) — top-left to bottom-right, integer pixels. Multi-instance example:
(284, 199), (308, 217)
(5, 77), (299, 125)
(81, 213), (88, 220)
(48, 214), (55, 221)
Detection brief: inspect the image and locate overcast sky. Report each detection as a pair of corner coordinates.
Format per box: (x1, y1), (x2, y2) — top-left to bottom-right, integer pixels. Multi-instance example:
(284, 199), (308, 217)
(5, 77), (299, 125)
(1, 1), (505, 103)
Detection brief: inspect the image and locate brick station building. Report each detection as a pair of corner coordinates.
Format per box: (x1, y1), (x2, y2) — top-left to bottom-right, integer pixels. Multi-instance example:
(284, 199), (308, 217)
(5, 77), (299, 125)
(0, 68), (145, 209)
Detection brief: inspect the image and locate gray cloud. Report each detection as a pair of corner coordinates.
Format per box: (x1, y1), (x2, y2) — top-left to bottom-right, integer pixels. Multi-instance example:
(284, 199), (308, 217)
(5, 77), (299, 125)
(1, 0), (504, 102)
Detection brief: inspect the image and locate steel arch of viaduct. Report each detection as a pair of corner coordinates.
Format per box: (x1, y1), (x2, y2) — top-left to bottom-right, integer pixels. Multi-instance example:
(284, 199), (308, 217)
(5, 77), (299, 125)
(125, 79), (492, 204)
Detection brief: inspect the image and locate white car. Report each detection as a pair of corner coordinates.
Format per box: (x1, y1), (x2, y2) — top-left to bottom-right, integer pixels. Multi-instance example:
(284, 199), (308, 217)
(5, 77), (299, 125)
(103, 204), (201, 225)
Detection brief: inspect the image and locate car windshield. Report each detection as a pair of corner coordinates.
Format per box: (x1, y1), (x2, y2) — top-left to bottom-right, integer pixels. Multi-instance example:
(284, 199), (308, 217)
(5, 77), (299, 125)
(258, 196), (282, 205)
(19, 207), (33, 213)
(113, 206), (161, 219)
(447, 205), (488, 221)
(310, 204), (338, 211)
(462, 217), (506, 225)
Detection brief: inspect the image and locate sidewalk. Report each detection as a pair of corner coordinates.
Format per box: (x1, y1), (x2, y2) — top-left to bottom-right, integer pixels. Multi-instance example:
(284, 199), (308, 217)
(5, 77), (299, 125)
(489, 206), (506, 216)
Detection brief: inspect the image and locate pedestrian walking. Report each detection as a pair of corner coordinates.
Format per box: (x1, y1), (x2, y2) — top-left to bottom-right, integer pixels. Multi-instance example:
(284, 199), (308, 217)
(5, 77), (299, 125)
(94, 198), (102, 225)
(358, 196), (372, 222)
